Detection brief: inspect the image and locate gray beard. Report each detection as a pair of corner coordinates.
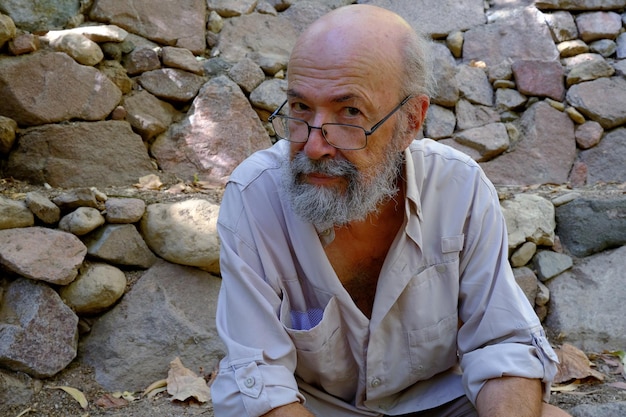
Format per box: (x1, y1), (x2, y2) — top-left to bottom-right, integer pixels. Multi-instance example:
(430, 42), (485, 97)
(281, 149), (404, 229)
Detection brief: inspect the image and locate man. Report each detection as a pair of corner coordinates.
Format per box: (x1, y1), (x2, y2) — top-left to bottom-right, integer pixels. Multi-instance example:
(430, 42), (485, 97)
(212, 4), (570, 417)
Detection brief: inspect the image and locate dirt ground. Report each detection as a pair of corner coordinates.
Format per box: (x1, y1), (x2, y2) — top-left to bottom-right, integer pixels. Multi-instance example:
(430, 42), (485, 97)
(1, 352), (625, 417)
(2, 179), (626, 417)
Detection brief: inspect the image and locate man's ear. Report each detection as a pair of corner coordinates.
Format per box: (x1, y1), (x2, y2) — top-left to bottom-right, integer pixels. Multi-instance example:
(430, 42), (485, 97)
(407, 95), (430, 131)
(396, 95), (430, 151)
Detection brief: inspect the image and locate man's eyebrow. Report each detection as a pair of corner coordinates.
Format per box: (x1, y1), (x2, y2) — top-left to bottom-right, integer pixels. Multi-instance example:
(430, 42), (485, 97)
(334, 94), (358, 103)
(286, 90), (359, 103)
(286, 89), (304, 99)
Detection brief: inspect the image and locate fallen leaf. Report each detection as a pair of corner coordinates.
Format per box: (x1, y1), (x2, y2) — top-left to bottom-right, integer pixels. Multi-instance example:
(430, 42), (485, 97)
(191, 180), (218, 190)
(47, 385), (89, 409)
(94, 393), (128, 409)
(147, 386), (168, 399)
(165, 182), (188, 194)
(595, 354), (622, 368)
(134, 174), (163, 190)
(590, 351), (626, 378)
(166, 357), (212, 403)
(606, 350), (625, 363)
(112, 390), (138, 401)
(605, 350), (626, 378)
(551, 382), (581, 392)
(14, 407), (33, 417)
(553, 343), (605, 384)
(143, 378), (168, 397)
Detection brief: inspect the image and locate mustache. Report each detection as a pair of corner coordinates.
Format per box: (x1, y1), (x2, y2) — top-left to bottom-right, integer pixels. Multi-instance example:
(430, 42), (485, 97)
(290, 152), (358, 179)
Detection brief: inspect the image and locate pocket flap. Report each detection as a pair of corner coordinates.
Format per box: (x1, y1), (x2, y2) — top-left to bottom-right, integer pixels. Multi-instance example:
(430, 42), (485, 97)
(441, 235), (464, 253)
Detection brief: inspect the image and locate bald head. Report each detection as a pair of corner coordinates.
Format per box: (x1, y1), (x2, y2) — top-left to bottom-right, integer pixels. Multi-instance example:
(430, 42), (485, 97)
(292, 6), (408, 84)
(288, 5), (434, 99)
(298, 5), (412, 55)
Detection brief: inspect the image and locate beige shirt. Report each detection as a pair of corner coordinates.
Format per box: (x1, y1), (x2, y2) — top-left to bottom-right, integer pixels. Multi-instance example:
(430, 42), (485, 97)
(213, 139), (558, 417)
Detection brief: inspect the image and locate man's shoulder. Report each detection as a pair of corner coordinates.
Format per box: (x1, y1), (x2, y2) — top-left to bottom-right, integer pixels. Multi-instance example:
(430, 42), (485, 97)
(409, 138), (477, 168)
(228, 141), (286, 188)
(407, 138), (495, 192)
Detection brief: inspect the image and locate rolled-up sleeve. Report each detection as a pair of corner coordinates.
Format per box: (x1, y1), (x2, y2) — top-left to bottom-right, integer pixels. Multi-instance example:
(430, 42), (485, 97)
(212, 182), (305, 417)
(456, 174), (559, 405)
(461, 328), (558, 404)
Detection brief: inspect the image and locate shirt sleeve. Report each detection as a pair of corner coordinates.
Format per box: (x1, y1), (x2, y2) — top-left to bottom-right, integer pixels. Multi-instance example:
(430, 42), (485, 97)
(211, 182), (305, 417)
(456, 172), (559, 405)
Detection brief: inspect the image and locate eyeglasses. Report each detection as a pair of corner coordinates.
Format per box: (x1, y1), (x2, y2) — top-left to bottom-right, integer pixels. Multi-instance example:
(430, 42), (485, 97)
(268, 95), (413, 150)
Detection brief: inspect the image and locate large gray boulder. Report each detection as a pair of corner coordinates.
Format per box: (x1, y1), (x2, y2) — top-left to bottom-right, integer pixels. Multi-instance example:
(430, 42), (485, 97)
(89, 0), (206, 54)
(6, 121), (158, 188)
(0, 52), (121, 126)
(79, 260), (225, 391)
(0, 279), (79, 378)
(546, 245), (626, 352)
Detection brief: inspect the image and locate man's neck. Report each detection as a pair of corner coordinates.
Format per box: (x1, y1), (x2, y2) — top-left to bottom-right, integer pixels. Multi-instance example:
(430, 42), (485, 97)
(335, 179), (405, 238)
(324, 185), (406, 318)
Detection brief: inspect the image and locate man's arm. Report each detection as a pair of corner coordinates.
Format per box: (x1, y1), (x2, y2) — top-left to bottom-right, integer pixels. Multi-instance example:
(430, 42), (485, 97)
(476, 376), (542, 417)
(261, 401), (315, 417)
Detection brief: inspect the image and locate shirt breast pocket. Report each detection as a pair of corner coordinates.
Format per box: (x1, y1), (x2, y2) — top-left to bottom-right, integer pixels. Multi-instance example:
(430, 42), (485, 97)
(407, 314), (459, 379)
(280, 296), (357, 401)
(402, 235), (464, 380)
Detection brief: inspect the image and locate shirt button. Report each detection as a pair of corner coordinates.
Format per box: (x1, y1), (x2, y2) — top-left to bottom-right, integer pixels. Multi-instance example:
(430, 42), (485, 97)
(244, 377), (255, 388)
(370, 377), (381, 388)
(436, 264), (446, 273)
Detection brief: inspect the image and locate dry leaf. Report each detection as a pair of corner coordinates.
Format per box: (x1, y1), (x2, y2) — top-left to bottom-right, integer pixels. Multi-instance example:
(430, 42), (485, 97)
(166, 357), (212, 403)
(191, 180), (218, 190)
(14, 407), (33, 417)
(551, 381), (581, 392)
(554, 343), (605, 384)
(134, 174), (163, 190)
(596, 354), (622, 368)
(551, 381), (604, 395)
(112, 391), (138, 401)
(166, 182), (188, 194)
(48, 385), (89, 409)
(94, 393), (128, 409)
(143, 378), (168, 397)
(604, 350), (626, 378)
(147, 386), (168, 399)
(608, 381), (626, 390)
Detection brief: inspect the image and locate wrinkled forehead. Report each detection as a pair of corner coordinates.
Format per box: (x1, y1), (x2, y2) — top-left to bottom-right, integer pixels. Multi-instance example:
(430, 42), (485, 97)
(287, 8), (407, 96)
(293, 6), (408, 61)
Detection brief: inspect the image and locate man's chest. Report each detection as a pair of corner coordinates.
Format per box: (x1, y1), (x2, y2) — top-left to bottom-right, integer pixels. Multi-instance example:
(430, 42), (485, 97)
(324, 230), (396, 318)
(331, 255), (384, 319)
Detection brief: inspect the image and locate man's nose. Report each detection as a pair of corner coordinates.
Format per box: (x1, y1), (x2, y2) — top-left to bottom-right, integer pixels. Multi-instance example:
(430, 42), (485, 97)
(303, 124), (337, 160)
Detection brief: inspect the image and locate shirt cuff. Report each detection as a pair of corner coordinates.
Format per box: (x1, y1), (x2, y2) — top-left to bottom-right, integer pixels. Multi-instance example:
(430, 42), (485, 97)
(212, 360), (305, 417)
(461, 331), (559, 405)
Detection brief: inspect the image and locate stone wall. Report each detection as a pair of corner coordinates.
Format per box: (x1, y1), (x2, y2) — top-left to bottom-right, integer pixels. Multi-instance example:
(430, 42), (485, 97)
(0, 0), (625, 399)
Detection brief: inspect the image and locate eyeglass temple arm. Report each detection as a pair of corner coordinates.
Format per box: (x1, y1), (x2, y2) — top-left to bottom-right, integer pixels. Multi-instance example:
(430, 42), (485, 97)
(268, 100), (289, 121)
(364, 95), (413, 136)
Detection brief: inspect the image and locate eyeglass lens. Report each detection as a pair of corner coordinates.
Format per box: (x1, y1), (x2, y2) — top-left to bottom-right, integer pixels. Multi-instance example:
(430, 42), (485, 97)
(273, 117), (366, 150)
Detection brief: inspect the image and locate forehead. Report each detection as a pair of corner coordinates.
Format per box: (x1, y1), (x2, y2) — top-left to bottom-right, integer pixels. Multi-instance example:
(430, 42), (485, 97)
(287, 37), (402, 105)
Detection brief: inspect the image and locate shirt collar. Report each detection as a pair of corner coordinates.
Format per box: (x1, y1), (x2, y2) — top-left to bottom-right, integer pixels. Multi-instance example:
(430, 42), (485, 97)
(403, 146), (423, 222)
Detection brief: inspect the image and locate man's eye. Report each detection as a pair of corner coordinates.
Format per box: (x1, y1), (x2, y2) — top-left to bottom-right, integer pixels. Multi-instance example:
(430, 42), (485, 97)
(344, 107), (361, 117)
(291, 102), (310, 113)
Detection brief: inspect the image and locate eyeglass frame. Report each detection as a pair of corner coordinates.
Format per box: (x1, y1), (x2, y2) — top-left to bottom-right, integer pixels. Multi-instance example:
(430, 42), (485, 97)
(267, 95), (414, 150)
